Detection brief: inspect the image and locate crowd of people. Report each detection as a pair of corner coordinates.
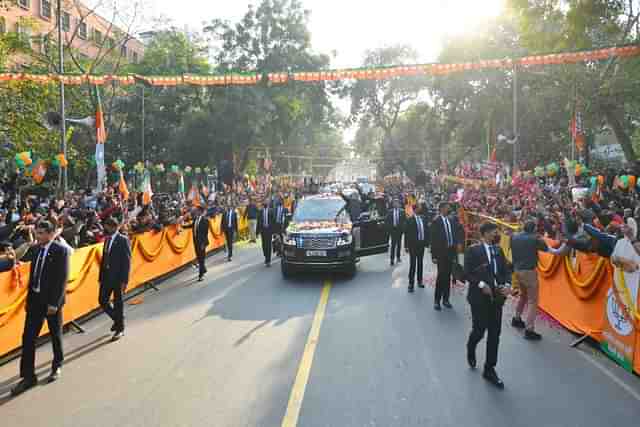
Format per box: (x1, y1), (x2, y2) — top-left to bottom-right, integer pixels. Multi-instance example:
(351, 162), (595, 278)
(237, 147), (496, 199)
(6, 160), (640, 395)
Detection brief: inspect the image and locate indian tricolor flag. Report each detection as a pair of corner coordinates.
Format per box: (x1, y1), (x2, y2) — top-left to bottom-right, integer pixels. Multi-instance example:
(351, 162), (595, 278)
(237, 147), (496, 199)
(95, 87), (107, 144)
(142, 172), (153, 205)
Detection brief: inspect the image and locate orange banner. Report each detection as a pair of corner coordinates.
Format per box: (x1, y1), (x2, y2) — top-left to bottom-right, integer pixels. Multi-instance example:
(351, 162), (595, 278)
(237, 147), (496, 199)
(537, 251), (640, 373)
(0, 213), (248, 357)
(1, 44), (638, 87)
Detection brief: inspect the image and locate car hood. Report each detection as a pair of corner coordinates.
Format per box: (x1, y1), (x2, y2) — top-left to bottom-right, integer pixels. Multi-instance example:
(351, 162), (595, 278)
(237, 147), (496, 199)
(288, 221), (352, 234)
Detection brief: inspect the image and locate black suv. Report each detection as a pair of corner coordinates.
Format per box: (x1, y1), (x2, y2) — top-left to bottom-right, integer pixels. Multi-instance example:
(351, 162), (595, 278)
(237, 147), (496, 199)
(281, 195), (389, 278)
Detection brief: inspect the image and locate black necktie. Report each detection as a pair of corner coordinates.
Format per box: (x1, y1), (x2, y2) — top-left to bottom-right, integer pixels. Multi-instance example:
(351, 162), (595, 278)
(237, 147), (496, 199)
(32, 247), (45, 291)
(489, 246), (497, 276)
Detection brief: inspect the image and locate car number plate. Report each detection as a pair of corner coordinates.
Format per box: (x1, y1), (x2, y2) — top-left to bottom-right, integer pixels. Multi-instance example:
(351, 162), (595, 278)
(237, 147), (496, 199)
(306, 250), (327, 257)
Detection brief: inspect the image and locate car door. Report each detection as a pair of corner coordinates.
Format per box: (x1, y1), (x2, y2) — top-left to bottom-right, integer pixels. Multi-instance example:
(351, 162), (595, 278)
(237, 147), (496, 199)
(356, 203), (389, 257)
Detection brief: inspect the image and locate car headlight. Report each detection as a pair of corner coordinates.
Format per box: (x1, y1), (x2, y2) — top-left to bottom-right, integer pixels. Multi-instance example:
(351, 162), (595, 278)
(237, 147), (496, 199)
(284, 233), (297, 246)
(337, 233), (353, 246)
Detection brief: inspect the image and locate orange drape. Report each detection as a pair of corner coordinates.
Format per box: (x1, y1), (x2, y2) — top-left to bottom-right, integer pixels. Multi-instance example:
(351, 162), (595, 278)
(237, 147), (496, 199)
(0, 213), (247, 357)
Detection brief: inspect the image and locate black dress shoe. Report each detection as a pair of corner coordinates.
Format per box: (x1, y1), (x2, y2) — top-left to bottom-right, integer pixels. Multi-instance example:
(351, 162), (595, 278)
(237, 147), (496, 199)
(418, 281), (425, 288)
(467, 352), (477, 369)
(47, 367), (61, 383)
(408, 285), (414, 293)
(511, 317), (526, 329)
(10, 378), (37, 396)
(524, 330), (542, 341)
(483, 369), (505, 389)
(198, 276), (204, 282)
(443, 301), (453, 309)
(112, 331), (125, 342)
(390, 260), (394, 266)
(434, 303), (442, 311)
(110, 323), (117, 332)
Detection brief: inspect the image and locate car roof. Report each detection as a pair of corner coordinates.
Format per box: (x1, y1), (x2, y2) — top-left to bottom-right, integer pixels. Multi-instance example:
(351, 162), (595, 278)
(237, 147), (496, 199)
(302, 194), (344, 202)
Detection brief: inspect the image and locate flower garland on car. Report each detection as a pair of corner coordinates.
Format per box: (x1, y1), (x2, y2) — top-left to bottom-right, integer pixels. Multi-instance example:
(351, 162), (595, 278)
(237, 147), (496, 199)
(288, 221), (352, 232)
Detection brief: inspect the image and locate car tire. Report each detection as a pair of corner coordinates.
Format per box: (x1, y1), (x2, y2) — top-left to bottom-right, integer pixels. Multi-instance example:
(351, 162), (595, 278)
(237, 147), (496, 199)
(345, 262), (356, 279)
(281, 259), (293, 279)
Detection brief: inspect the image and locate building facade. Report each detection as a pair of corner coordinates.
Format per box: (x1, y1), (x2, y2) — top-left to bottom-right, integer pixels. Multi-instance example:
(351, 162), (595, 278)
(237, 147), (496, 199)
(0, 0), (144, 69)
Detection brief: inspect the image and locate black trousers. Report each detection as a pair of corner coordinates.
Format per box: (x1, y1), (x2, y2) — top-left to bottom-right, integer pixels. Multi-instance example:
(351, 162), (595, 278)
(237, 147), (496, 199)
(408, 244), (425, 285)
(467, 297), (503, 370)
(224, 230), (234, 259)
(435, 250), (455, 303)
(261, 231), (273, 263)
(390, 231), (402, 261)
(99, 282), (124, 332)
(195, 244), (207, 278)
(20, 298), (64, 380)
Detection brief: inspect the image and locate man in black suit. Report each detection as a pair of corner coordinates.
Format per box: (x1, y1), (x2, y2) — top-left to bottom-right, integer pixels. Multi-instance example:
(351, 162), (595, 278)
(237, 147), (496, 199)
(257, 199), (274, 267)
(99, 217), (131, 340)
(404, 203), (429, 293)
(221, 204), (238, 262)
(11, 220), (70, 396)
(185, 206), (210, 281)
(430, 201), (457, 311)
(464, 222), (510, 389)
(273, 201), (289, 257)
(385, 198), (406, 266)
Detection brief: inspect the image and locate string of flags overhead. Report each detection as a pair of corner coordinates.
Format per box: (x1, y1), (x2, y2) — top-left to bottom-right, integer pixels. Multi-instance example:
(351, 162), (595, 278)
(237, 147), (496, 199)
(0, 45), (638, 87)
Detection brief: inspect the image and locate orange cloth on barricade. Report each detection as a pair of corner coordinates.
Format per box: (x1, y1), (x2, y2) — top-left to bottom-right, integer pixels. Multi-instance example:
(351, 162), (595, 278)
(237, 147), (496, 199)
(536, 251), (640, 371)
(0, 213), (247, 357)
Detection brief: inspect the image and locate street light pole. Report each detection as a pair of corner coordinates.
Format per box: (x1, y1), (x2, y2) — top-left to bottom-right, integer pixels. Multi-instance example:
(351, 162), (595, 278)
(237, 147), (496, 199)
(512, 65), (518, 172)
(57, 0), (67, 192)
(141, 85), (145, 163)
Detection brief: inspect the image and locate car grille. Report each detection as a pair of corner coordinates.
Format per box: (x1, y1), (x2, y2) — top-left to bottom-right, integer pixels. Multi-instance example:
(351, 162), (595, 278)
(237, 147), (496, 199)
(297, 235), (337, 250)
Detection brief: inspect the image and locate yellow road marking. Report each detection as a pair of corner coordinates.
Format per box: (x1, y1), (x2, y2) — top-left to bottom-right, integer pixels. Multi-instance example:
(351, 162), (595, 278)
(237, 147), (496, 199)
(281, 280), (332, 427)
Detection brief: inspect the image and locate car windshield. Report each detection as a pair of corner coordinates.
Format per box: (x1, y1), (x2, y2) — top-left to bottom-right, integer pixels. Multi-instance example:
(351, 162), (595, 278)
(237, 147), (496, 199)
(292, 198), (348, 222)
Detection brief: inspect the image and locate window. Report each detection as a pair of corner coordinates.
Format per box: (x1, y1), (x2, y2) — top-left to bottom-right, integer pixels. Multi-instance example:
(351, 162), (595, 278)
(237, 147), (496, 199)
(61, 12), (70, 32)
(78, 22), (87, 40)
(93, 29), (102, 44)
(18, 0), (30, 10)
(40, 0), (51, 19)
(132, 51), (139, 63)
(120, 44), (127, 58)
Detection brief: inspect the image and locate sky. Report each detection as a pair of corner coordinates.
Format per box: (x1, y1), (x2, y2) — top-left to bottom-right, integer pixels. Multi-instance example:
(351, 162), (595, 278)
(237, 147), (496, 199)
(145, 0), (506, 68)
(97, 0), (506, 144)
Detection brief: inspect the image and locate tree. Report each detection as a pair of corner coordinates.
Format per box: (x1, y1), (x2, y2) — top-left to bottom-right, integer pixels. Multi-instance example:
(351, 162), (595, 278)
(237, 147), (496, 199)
(510, 0), (640, 163)
(200, 0), (340, 174)
(343, 45), (426, 176)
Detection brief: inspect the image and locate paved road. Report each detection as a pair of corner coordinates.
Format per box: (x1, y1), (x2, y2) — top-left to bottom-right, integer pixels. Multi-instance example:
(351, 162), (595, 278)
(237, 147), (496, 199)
(0, 243), (639, 427)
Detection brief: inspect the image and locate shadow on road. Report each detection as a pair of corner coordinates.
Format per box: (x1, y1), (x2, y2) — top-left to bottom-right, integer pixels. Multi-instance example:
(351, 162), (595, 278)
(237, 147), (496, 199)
(0, 334), (112, 405)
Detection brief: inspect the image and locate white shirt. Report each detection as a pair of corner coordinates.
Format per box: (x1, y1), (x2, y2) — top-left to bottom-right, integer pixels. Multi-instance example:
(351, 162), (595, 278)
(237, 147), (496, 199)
(483, 243), (497, 285)
(32, 241), (53, 293)
(416, 216), (424, 241)
(443, 216), (453, 247)
(106, 232), (119, 254)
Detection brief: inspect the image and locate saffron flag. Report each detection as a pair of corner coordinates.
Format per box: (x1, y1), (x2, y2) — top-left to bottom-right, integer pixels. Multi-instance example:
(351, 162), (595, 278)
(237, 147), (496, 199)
(119, 171), (130, 201)
(187, 184), (202, 207)
(32, 160), (47, 184)
(570, 110), (585, 152)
